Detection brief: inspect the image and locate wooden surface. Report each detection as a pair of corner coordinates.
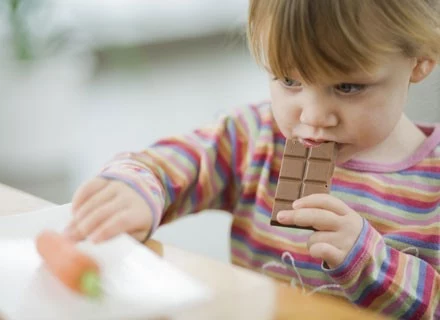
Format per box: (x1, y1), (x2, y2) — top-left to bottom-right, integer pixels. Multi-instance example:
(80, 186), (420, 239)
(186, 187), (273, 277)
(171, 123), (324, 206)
(0, 183), (53, 215)
(0, 183), (387, 320)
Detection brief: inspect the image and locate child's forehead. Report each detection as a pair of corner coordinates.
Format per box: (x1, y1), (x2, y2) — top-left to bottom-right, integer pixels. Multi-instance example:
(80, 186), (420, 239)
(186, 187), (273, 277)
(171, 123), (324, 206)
(263, 63), (386, 84)
(259, 32), (384, 83)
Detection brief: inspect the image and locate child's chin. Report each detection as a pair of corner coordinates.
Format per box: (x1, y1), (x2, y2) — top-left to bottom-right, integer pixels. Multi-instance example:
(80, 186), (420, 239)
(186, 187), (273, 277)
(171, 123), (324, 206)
(335, 146), (354, 165)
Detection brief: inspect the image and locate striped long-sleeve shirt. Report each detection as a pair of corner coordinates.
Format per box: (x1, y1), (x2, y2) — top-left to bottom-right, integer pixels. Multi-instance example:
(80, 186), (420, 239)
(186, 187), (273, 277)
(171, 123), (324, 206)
(100, 102), (440, 320)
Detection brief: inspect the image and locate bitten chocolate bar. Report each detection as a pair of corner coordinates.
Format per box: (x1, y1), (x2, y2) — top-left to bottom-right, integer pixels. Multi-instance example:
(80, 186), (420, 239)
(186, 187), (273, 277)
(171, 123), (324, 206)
(271, 140), (338, 230)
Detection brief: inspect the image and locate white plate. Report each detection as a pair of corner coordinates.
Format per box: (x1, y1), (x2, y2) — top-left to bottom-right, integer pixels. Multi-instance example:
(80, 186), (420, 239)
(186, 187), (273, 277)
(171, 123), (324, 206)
(0, 205), (211, 320)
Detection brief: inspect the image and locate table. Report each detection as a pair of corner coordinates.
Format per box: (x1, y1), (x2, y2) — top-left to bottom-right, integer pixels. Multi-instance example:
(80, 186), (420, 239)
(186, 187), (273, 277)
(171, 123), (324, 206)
(0, 183), (387, 320)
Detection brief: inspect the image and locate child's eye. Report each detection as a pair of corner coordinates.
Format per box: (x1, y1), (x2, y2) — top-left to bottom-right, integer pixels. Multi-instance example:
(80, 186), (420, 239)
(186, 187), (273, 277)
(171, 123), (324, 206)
(276, 77), (302, 88)
(334, 83), (366, 94)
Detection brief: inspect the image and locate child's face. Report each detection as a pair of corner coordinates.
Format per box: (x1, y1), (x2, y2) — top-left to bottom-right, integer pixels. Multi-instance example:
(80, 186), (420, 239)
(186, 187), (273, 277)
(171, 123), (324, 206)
(269, 54), (416, 164)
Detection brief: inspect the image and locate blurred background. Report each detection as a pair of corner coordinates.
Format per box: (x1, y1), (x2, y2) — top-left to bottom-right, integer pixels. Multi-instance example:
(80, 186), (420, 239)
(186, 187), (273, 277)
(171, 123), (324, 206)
(1, 0), (439, 262)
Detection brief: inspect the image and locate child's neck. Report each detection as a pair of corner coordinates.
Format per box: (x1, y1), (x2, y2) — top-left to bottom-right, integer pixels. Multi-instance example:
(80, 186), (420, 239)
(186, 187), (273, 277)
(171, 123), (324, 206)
(353, 115), (426, 164)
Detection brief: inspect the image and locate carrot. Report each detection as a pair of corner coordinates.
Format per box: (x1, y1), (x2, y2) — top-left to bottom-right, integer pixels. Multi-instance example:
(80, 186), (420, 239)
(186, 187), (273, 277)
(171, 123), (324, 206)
(36, 230), (102, 298)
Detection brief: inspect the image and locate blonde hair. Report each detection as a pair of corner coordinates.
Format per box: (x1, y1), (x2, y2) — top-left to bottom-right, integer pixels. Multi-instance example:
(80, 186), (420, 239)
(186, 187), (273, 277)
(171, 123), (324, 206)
(247, 0), (440, 83)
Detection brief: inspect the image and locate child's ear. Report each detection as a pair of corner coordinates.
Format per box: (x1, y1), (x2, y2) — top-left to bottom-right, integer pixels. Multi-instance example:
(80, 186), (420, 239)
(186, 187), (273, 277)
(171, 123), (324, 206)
(410, 58), (436, 83)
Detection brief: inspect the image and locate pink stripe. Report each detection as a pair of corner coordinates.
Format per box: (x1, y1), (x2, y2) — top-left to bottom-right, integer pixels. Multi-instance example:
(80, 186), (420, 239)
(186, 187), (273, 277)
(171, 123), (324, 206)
(344, 236), (377, 297)
(414, 267), (435, 318)
(419, 255), (440, 267)
(301, 276), (341, 289)
(344, 261), (374, 296)
(345, 229), (384, 294)
(403, 249), (415, 293)
(371, 174), (440, 192)
(237, 111), (252, 142)
(165, 153), (194, 177)
(406, 165), (440, 172)
(362, 249), (399, 307)
(405, 264), (432, 319)
(335, 178), (437, 209)
(332, 228), (374, 280)
(382, 255), (414, 314)
(348, 202), (440, 226)
(341, 125), (440, 173)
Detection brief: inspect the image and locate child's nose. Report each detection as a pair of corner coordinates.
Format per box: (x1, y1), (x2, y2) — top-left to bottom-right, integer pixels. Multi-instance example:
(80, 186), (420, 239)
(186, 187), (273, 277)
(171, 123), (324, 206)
(299, 104), (337, 128)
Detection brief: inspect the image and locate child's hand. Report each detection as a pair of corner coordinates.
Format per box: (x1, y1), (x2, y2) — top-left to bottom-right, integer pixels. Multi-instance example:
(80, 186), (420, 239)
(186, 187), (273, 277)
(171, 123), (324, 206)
(65, 178), (154, 243)
(276, 194), (363, 269)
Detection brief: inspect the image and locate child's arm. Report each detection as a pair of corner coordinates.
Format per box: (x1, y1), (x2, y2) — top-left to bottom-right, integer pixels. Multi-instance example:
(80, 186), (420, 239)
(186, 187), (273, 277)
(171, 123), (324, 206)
(325, 221), (440, 320)
(68, 105), (264, 242)
(278, 193), (439, 319)
(100, 109), (253, 221)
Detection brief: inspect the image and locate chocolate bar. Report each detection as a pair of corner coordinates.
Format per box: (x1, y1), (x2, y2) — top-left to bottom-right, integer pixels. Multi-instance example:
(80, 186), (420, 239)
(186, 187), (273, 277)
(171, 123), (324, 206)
(271, 140), (338, 230)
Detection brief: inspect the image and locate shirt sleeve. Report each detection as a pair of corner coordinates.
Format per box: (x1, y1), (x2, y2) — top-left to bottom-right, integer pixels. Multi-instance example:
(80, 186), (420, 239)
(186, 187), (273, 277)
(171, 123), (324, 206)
(325, 220), (440, 320)
(98, 105), (264, 234)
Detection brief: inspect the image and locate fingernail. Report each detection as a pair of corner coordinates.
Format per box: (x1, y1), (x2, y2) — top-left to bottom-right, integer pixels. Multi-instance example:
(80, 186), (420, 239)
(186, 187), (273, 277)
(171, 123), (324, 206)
(65, 226), (81, 241)
(64, 229), (75, 240)
(277, 211), (287, 222)
(292, 200), (300, 209)
(89, 233), (100, 243)
(63, 224), (73, 235)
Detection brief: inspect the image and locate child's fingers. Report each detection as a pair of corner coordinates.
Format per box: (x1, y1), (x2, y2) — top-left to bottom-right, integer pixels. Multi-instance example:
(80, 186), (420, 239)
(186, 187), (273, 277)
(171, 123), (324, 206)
(126, 208), (154, 242)
(88, 211), (132, 243)
(277, 208), (340, 231)
(89, 206), (152, 243)
(131, 230), (150, 243)
(73, 183), (116, 222)
(308, 242), (344, 269)
(293, 194), (351, 216)
(75, 198), (124, 241)
(307, 231), (339, 250)
(64, 224), (86, 242)
(72, 178), (109, 211)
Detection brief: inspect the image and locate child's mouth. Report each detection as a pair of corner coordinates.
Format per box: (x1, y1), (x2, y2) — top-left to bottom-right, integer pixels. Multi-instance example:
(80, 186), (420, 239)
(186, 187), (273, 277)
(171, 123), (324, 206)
(299, 138), (327, 148)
